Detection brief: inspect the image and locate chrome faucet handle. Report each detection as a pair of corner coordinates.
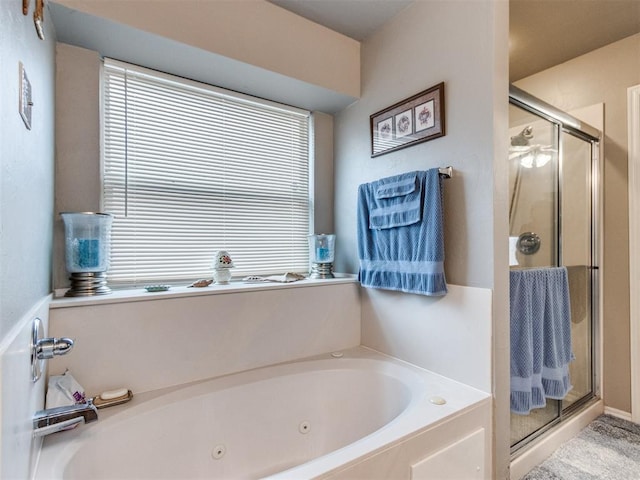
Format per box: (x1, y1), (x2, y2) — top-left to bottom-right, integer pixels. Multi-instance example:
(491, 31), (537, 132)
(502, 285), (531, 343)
(35, 336), (74, 359)
(31, 317), (75, 382)
(33, 417), (84, 437)
(33, 401), (99, 437)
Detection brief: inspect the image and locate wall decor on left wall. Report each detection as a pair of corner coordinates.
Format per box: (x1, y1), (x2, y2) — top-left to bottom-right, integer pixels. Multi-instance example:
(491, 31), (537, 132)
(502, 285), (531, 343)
(19, 62), (33, 129)
(34, 0), (44, 40)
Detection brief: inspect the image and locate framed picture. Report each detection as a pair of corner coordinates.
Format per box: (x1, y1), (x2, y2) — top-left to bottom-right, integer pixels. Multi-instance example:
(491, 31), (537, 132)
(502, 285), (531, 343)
(370, 82), (445, 157)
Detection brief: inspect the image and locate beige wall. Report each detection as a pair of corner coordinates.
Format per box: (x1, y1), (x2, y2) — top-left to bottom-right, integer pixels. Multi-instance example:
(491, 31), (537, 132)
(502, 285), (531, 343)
(312, 112), (335, 235)
(54, 44), (101, 289)
(333, 1), (510, 476)
(55, 0), (360, 99)
(516, 33), (640, 413)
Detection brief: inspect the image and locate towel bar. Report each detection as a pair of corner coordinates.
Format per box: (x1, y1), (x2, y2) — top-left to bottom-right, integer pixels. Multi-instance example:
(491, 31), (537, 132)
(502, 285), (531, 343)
(438, 166), (453, 179)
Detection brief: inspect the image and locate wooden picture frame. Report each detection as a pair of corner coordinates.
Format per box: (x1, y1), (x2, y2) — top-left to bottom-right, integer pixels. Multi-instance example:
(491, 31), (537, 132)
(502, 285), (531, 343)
(370, 82), (445, 157)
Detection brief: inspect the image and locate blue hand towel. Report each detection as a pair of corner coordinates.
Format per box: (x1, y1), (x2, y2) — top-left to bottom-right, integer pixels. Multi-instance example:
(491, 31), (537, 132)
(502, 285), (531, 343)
(510, 267), (573, 415)
(357, 169), (447, 296)
(369, 173), (422, 229)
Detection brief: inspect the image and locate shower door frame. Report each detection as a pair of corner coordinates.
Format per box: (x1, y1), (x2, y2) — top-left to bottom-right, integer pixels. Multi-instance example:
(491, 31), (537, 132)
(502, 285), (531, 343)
(628, 84), (640, 424)
(508, 85), (602, 453)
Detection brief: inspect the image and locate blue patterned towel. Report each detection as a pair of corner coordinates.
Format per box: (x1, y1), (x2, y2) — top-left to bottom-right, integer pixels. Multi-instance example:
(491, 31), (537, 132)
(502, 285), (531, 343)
(510, 267), (573, 415)
(369, 173), (422, 229)
(357, 169), (447, 296)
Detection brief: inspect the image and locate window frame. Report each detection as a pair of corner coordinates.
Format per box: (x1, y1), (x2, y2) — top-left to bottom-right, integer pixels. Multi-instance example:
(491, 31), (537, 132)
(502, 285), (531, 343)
(100, 58), (315, 286)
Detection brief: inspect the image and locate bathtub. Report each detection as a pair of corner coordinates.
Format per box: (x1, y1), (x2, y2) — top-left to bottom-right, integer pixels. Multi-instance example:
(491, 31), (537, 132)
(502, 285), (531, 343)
(34, 347), (490, 480)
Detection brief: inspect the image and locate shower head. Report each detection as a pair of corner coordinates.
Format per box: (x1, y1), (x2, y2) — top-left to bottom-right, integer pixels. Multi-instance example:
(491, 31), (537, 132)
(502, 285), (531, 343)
(509, 125), (556, 168)
(511, 126), (534, 146)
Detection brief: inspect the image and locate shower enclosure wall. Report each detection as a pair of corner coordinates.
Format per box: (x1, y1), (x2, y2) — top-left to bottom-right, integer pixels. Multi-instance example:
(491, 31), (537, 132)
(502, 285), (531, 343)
(508, 86), (601, 452)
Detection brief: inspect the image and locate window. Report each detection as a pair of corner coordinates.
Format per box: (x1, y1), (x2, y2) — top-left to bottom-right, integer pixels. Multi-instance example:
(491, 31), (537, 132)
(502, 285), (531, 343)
(102, 59), (311, 285)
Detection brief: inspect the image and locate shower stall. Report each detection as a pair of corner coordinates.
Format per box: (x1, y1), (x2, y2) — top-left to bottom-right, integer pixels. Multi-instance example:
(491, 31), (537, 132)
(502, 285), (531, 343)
(508, 86), (601, 452)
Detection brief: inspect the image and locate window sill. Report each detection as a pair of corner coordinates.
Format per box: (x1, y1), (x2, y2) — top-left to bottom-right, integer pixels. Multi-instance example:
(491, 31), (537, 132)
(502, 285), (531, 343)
(50, 274), (358, 309)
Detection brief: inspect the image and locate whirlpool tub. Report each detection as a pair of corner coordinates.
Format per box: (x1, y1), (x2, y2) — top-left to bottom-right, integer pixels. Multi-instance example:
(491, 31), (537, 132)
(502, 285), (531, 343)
(34, 347), (490, 479)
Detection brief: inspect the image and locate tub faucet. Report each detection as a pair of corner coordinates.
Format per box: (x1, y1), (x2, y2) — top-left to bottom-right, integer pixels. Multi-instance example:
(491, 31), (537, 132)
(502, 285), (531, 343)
(33, 400), (98, 437)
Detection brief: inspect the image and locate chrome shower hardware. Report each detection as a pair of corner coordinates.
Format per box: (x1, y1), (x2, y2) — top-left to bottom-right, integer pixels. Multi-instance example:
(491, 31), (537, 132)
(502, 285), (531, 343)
(33, 401), (98, 437)
(36, 336), (74, 359)
(516, 231), (541, 255)
(31, 317), (74, 382)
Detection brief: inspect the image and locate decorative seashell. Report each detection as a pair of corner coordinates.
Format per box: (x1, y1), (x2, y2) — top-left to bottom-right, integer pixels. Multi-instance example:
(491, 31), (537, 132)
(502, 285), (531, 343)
(213, 250), (234, 269)
(188, 279), (213, 288)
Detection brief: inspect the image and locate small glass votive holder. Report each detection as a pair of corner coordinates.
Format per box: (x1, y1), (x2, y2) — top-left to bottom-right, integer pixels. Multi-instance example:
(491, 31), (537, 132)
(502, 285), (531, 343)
(308, 234), (335, 279)
(61, 212), (113, 296)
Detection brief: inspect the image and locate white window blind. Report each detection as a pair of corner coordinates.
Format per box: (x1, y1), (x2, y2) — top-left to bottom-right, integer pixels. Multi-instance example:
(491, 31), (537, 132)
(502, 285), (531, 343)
(102, 59), (311, 285)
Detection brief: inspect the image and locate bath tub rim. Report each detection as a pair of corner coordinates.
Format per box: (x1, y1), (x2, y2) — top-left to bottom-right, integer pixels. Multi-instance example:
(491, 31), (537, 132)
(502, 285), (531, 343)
(34, 346), (490, 480)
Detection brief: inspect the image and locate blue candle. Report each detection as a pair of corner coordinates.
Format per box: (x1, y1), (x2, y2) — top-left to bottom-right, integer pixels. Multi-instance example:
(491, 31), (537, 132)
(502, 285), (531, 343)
(76, 239), (100, 269)
(316, 247), (330, 262)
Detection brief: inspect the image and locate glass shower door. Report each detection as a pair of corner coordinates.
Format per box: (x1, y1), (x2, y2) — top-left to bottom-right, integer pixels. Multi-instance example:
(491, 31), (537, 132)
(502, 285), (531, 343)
(560, 132), (594, 411)
(509, 105), (562, 447)
(509, 108), (559, 269)
(508, 95), (598, 451)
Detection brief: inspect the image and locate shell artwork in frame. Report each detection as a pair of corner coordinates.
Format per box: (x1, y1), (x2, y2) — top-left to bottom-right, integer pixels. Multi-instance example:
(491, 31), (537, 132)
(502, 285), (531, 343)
(370, 82), (445, 157)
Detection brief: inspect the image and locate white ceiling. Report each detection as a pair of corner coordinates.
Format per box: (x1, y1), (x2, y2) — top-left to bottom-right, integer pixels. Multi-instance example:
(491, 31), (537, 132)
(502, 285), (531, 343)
(268, 0), (640, 82)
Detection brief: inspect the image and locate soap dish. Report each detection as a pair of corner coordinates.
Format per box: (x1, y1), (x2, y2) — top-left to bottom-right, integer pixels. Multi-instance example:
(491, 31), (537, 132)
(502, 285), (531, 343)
(92, 389), (133, 409)
(144, 285), (170, 292)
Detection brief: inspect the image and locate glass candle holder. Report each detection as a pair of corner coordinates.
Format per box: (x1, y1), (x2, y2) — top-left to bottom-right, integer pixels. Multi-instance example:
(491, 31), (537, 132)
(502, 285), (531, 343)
(308, 234), (335, 278)
(61, 212), (113, 296)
